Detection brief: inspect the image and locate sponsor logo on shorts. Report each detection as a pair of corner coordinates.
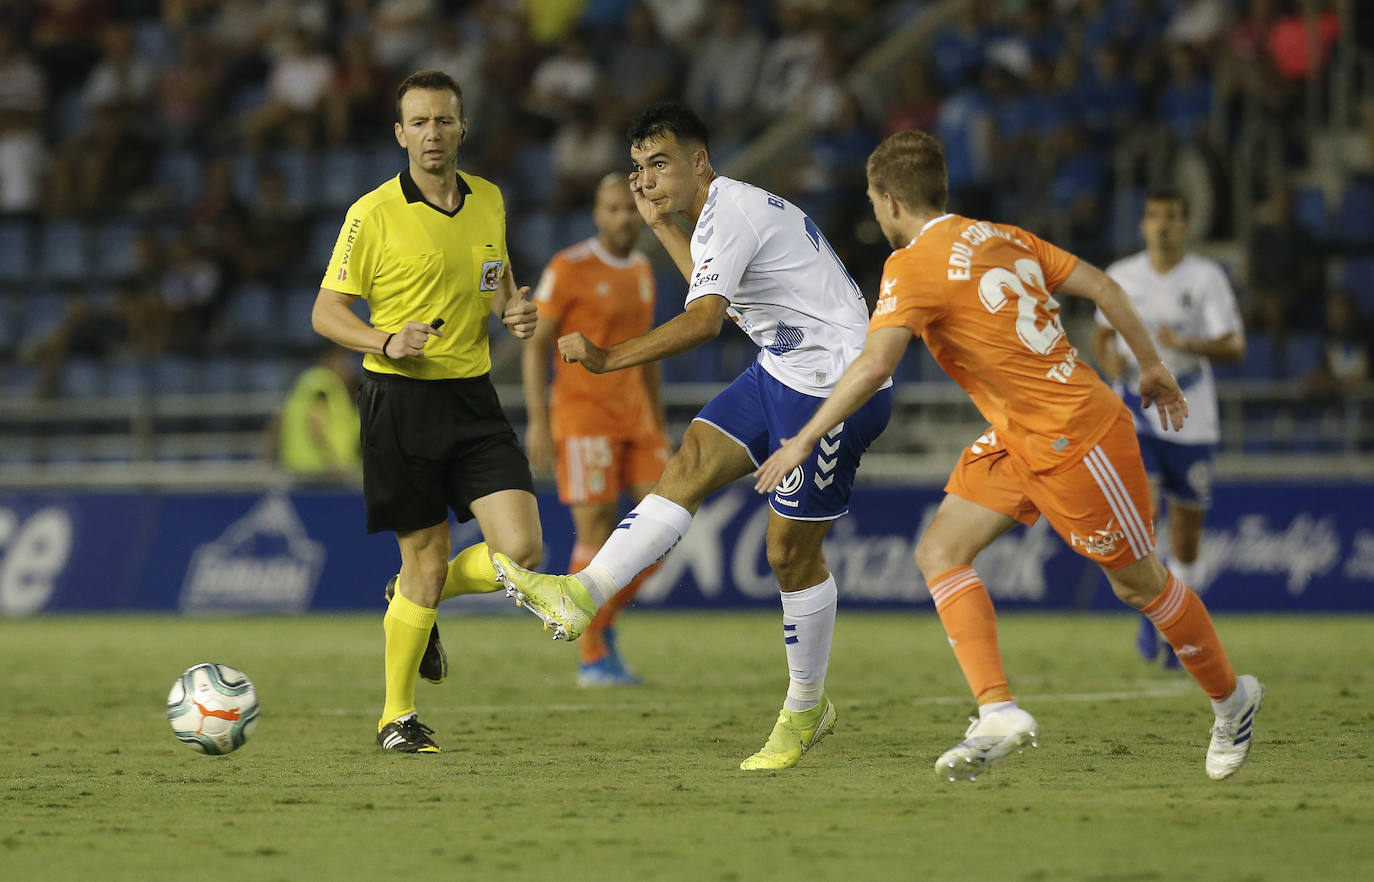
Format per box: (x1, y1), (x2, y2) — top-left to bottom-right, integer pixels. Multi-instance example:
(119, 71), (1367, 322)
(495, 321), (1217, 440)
(1071, 519), (1126, 557)
(775, 466), (804, 497)
(480, 260), (503, 291)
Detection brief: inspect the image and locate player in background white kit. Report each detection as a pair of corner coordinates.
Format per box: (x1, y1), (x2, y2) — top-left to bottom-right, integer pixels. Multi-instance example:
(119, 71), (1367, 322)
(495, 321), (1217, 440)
(1092, 188), (1245, 667)
(494, 101), (892, 770)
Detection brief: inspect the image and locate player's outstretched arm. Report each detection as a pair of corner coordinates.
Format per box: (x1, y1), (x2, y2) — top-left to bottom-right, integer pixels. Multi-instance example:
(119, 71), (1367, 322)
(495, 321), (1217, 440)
(753, 328), (909, 494)
(1057, 263), (1187, 431)
(558, 294), (727, 374)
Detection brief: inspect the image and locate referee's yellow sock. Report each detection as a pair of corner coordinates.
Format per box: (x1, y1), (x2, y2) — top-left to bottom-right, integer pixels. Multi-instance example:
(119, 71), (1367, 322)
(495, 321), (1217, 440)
(378, 586), (437, 731)
(440, 542), (501, 600)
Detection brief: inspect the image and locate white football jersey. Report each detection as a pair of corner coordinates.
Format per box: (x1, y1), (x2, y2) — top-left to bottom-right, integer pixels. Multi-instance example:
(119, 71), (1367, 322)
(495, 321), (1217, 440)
(686, 176), (884, 397)
(1098, 251), (1243, 444)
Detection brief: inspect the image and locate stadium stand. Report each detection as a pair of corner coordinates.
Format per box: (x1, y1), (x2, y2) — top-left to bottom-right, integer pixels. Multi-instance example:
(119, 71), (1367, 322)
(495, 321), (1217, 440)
(0, 0), (1370, 480)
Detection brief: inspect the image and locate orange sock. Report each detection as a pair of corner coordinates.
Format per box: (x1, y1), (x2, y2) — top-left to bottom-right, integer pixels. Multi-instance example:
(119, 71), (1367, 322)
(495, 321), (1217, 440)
(929, 566), (1012, 705)
(581, 562), (657, 664)
(1142, 574), (1237, 700)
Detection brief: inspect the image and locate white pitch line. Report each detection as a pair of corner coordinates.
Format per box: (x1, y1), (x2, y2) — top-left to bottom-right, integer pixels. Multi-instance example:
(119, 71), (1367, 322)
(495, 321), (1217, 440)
(317, 684), (1193, 717)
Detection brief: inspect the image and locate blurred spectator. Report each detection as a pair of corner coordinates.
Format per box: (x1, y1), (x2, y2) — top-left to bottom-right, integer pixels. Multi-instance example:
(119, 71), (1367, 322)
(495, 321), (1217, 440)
(605, 3), (679, 115)
(881, 62), (940, 138)
(159, 233), (227, 352)
(1165, 0), (1231, 53)
(326, 33), (389, 146)
(0, 30), (46, 214)
(31, 0), (111, 95)
(550, 104), (621, 211)
(1266, 0), (1340, 83)
(189, 155), (247, 277)
(1157, 46), (1213, 145)
(932, 0), (993, 93)
(412, 20), (486, 128)
(243, 30), (335, 153)
(525, 31), (599, 124)
(271, 344), (362, 483)
(1245, 185), (1325, 334)
(1304, 293), (1371, 398)
(158, 29), (225, 148)
(1075, 42), (1142, 147)
(370, 0), (437, 71)
(50, 102), (154, 216)
(82, 24), (155, 114)
(754, 1), (824, 121)
(241, 166), (305, 284)
(641, 0), (709, 47)
(684, 0), (764, 135)
(935, 70), (994, 218)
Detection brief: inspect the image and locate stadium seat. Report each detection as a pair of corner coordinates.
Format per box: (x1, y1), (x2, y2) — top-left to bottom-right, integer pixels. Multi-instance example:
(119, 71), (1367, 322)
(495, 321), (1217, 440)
(20, 290), (70, 345)
(309, 217), (341, 269)
(222, 284), (283, 347)
(107, 357), (149, 399)
(152, 356), (198, 395)
(282, 289), (322, 348)
(92, 218), (141, 281)
(244, 358), (290, 393)
(1215, 331), (1277, 381)
(38, 221), (90, 283)
(0, 296), (14, 353)
(321, 148), (366, 209)
(1336, 179), (1374, 247)
(0, 219), (33, 282)
(155, 150), (203, 206)
(197, 355), (244, 394)
(274, 149), (316, 206)
(61, 357), (106, 398)
(1283, 332), (1323, 378)
(1341, 257), (1374, 314)
(1294, 186), (1327, 241)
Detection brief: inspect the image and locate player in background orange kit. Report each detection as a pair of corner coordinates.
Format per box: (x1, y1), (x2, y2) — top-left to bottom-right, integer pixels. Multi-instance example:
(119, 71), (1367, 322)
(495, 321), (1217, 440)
(523, 174), (672, 686)
(755, 131), (1264, 783)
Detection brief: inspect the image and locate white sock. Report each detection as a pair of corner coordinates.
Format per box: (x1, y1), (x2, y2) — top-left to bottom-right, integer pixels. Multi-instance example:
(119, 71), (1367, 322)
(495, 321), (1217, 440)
(1169, 556), (1207, 590)
(979, 700), (1018, 718)
(781, 575), (838, 713)
(580, 494), (692, 606)
(1211, 678), (1246, 717)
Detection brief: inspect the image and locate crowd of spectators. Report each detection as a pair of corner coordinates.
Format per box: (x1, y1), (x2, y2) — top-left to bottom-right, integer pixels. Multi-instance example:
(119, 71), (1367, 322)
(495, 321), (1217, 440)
(0, 0), (1369, 408)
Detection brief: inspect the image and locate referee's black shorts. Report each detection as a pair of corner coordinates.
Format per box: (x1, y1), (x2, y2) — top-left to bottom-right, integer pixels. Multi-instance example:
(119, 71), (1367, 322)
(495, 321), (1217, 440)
(357, 370), (534, 534)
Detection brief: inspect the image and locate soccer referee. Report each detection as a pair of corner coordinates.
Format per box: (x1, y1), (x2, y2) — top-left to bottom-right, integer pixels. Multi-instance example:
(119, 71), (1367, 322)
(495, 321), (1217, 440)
(312, 70), (543, 754)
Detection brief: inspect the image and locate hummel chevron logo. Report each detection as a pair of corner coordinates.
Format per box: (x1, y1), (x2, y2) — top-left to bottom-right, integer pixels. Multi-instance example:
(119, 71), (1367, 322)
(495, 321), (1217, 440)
(826, 423), (844, 437)
(814, 474), (834, 489)
(817, 457), (837, 474)
(819, 437), (841, 455)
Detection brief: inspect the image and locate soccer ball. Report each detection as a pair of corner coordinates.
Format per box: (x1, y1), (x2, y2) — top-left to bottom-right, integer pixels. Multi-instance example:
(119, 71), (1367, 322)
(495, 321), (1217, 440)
(166, 663), (260, 755)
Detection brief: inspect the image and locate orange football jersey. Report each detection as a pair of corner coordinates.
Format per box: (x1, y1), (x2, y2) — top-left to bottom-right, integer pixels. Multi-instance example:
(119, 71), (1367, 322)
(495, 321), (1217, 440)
(869, 214), (1125, 473)
(534, 238), (658, 440)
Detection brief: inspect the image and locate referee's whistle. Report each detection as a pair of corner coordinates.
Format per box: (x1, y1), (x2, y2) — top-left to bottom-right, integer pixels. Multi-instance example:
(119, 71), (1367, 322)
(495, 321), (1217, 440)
(430, 318), (445, 330)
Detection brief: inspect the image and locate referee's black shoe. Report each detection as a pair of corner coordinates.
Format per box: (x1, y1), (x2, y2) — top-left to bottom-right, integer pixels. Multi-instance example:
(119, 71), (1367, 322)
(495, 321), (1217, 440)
(384, 576), (449, 684)
(377, 714), (441, 753)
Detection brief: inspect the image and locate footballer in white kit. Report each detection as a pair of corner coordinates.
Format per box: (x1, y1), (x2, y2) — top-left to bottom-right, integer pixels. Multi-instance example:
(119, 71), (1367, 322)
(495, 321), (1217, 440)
(493, 102), (891, 772)
(1093, 188), (1245, 663)
(689, 175), (892, 519)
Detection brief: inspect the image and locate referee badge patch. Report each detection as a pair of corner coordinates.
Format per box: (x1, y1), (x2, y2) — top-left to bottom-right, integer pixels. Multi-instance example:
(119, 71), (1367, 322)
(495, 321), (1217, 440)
(480, 260), (503, 291)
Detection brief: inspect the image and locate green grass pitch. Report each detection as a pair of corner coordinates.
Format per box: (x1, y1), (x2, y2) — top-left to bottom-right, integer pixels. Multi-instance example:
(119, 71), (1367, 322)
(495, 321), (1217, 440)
(2, 611), (1371, 881)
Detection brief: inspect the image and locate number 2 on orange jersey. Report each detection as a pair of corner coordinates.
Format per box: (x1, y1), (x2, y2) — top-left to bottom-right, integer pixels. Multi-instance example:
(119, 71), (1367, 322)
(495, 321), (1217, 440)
(976, 258), (1067, 355)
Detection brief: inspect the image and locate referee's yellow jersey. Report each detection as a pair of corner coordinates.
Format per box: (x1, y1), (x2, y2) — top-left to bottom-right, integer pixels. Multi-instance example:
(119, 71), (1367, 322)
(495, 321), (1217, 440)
(322, 169), (509, 380)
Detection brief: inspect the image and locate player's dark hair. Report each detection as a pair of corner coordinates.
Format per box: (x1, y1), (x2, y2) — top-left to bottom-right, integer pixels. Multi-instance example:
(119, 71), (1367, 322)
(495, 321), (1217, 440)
(626, 101), (710, 152)
(396, 70), (464, 121)
(1145, 185), (1190, 218)
(866, 130), (948, 214)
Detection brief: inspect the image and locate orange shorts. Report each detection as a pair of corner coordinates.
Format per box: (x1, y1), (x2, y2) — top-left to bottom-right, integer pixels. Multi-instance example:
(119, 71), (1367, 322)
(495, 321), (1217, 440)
(555, 429), (671, 506)
(944, 411), (1156, 570)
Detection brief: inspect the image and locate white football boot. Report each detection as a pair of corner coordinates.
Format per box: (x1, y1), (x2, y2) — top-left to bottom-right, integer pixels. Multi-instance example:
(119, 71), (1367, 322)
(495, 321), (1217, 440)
(935, 706), (1038, 782)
